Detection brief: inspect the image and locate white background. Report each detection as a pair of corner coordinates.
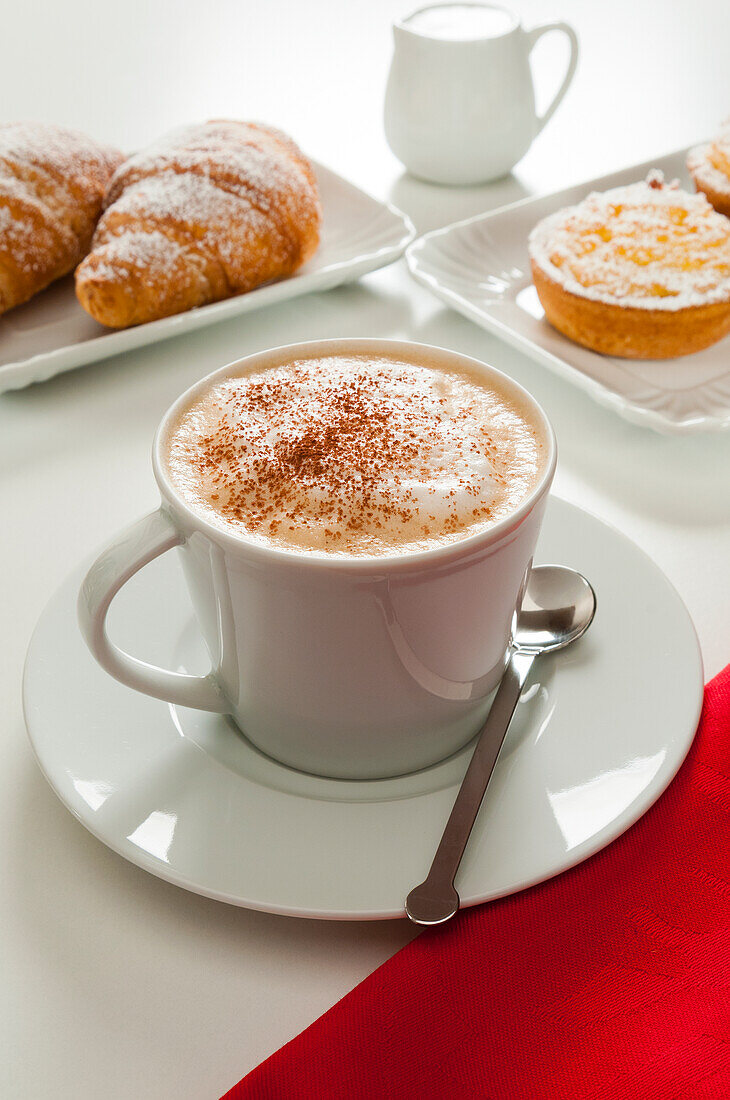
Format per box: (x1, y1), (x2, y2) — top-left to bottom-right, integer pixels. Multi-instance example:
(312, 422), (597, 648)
(2, 1), (729, 1096)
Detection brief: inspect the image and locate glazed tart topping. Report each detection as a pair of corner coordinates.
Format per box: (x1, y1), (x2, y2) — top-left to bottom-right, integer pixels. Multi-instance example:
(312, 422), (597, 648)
(529, 172), (730, 310)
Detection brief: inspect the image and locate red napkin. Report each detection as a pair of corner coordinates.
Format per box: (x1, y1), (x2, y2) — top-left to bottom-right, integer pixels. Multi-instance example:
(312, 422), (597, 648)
(223, 665), (730, 1099)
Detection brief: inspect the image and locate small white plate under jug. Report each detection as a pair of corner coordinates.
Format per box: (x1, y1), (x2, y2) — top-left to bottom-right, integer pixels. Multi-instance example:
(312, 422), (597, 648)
(384, 3), (579, 185)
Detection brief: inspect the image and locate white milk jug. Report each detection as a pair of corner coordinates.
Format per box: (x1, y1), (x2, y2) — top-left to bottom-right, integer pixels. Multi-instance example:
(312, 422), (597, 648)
(385, 3), (578, 185)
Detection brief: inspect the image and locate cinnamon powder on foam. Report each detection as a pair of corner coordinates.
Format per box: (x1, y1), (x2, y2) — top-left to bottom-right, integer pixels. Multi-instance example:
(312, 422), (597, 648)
(165, 355), (544, 555)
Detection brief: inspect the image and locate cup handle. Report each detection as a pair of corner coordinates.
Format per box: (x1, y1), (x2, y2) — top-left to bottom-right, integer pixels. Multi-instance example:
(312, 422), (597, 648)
(78, 508), (228, 712)
(525, 21), (579, 135)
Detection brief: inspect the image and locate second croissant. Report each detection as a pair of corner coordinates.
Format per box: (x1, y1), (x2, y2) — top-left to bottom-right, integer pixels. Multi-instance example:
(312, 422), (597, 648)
(75, 120), (322, 329)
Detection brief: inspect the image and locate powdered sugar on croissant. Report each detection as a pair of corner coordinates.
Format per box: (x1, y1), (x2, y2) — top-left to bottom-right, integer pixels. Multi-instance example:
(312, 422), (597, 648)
(75, 120), (322, 328)
(0, 122), (122, 315)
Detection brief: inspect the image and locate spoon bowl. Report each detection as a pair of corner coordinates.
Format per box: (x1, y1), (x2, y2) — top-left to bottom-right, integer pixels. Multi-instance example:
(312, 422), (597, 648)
(514, 565), (596, 654)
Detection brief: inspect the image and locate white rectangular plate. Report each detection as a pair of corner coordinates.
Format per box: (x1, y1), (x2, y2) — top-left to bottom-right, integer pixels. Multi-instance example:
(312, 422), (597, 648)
(0, 162), (415, 394)
(407, 147), (730, 434)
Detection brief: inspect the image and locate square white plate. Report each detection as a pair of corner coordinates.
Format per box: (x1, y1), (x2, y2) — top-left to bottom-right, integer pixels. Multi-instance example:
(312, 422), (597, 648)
(407, 147), (730, 435)
(0, 162), (415, 394)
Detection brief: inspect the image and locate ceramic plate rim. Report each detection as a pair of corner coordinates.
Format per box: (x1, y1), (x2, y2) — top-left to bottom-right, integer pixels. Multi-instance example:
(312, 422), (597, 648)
(406, 144), (730, 436)
(0, 160), (416, 394)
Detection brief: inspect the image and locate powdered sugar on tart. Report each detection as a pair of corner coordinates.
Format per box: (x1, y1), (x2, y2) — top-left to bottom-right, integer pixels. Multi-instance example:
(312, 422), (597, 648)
(688, 143), (730, 197)
(529, 172), (730, 312)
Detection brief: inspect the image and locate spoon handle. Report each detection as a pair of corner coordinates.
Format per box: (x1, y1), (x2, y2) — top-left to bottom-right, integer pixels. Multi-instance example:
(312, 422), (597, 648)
(405, 649), (536, 926)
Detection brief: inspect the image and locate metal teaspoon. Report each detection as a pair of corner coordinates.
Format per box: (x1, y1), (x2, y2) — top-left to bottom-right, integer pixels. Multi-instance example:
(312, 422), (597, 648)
(405, 565), (597, 926)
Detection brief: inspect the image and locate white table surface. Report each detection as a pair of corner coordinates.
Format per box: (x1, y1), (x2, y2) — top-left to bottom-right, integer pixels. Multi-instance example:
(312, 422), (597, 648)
(2, 1), (729, 1096)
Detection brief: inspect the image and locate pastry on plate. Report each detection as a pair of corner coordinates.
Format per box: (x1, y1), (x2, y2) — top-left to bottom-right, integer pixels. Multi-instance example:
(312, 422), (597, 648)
(528, 171), (730, 359)
(75, 120), (322, 328)
(687, 125), (730, 218)
(0, 122), (122, 316)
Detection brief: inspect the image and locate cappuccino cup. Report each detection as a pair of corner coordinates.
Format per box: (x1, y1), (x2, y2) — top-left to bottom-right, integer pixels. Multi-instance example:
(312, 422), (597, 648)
(79, 340), (556, 779)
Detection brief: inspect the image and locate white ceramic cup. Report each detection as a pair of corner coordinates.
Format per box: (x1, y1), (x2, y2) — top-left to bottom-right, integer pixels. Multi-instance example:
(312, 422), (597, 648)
(78, 339), (556, 780)
(384, 2), (579, 185)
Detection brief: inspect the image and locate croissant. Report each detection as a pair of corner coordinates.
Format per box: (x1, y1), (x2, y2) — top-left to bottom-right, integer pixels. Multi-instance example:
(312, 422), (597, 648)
(0, 122), (122, 316)
(75, 121), (322, 328)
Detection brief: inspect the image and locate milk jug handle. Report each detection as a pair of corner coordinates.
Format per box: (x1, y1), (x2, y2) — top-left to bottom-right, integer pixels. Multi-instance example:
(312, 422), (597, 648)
(525, 21), (579, 135)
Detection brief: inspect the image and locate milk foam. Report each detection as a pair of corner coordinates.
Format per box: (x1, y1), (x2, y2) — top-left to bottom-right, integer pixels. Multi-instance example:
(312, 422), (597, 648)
(406, 5), (516, 39)
(164, 353), (545, 555)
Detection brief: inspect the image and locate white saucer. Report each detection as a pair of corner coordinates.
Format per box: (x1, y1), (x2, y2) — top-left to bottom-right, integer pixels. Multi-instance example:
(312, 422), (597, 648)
(24, 498), (703, 921)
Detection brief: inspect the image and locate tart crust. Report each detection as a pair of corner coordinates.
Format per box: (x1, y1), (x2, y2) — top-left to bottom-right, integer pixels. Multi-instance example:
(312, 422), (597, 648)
(531, 260), (730, 359)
